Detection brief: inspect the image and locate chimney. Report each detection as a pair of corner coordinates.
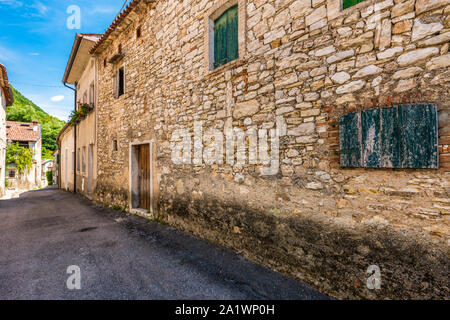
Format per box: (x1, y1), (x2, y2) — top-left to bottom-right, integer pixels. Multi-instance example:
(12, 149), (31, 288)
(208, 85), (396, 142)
(32, 120), (39, 132)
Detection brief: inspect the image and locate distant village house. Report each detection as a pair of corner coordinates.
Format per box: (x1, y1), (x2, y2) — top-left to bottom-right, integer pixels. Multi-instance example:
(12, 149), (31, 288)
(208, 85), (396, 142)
(6, 120), (42, 190)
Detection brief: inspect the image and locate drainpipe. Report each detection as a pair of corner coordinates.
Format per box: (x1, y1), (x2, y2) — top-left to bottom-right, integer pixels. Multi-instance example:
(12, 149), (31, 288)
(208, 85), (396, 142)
(63, 81), (77, 194)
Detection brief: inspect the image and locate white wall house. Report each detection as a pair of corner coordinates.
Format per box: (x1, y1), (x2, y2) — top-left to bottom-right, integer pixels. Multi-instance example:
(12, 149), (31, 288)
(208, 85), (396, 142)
(0, 63), (14, 197)
(6, 121), (42, 190)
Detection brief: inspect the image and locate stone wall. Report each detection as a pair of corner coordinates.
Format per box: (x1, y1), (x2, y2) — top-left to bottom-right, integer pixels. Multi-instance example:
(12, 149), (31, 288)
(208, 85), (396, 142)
(94, 0), (449, 299)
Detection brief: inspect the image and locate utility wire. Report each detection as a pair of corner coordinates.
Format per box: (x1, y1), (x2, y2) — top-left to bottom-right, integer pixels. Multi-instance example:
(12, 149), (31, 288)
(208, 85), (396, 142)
(115, 0), (130, 20)
(12, 82), (66, 88)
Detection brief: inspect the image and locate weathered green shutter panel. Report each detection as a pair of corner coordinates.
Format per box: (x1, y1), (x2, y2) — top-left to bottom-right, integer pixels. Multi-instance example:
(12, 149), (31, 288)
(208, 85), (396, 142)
(226, 5), (239, 63)
(340, 112), (362, 168)
(380, 106), (401, 168)
(361, 108), (381, 168)
(340, 104), (438, 169)
(398, 104), (438, 169)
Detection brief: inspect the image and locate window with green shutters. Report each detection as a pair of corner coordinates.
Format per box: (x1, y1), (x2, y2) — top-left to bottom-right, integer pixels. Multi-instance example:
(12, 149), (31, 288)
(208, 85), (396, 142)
(339, 104), (439, 169)
(214, 5), (238, 69)
(343, 0), (366, 10)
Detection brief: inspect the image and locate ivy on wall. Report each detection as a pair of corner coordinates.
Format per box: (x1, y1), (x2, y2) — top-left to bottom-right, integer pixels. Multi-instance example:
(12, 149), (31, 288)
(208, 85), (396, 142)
(6, 143), (33, 174)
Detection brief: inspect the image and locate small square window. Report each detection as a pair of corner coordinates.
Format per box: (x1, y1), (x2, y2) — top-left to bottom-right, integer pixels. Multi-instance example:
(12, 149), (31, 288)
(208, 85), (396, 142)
(343, 0), (366, 10)
(213, 5), (238, 69)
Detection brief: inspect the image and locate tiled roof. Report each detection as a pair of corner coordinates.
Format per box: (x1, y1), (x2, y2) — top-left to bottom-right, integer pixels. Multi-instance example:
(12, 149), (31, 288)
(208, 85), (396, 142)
(90, 0), (155, 54)
(0, 63), (14, 106)
(6, 121), (41, 142)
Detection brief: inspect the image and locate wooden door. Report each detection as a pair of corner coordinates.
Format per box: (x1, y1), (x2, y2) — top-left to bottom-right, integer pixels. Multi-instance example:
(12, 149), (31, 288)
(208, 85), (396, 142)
(138, 144), (150, 210)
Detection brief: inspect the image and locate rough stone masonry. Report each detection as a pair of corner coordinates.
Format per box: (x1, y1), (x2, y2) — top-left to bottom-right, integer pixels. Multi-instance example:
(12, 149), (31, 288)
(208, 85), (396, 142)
(91, 0), (449, 299)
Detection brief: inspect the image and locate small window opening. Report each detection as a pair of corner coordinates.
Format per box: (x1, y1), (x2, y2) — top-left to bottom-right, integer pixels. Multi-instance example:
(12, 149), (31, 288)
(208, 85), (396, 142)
(137, 26), (142, 38)
(113, 140), (118, 152)
(118, 67), (124, 97)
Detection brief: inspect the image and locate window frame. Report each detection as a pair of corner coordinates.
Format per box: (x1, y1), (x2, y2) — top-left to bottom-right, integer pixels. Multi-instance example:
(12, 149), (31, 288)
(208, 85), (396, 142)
(213, 4), (239, 69)
(113, 65), (125, 98)
(342, 0), (367, 10)
(82, 146), (86, 174)
(327, 0), (376, 21)
(204, 0), (246, 73)
(77, 148), (80, 172)
(89, 81), (95, 107)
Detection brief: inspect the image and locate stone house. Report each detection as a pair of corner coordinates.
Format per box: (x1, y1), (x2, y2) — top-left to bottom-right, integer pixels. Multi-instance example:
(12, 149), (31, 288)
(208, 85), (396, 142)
(0, 63), (14, 197)
(41, 159), (53, 186)
(6, 120), (42, 190)
(58, 33), (101, 197)
(61, 0), (449, 299)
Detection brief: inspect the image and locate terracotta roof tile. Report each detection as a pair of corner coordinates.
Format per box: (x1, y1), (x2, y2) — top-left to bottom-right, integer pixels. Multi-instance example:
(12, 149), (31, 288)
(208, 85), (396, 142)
(6, 121), (41, 142)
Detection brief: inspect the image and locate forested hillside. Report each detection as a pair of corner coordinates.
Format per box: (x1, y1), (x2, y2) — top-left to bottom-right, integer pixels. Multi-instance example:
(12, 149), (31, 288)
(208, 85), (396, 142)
(6, 86), (65, 159)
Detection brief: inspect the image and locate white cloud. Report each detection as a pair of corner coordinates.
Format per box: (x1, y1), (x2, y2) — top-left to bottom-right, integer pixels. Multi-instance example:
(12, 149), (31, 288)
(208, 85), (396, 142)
(29, 52), (39, 56)
(51, 95), (64, 102)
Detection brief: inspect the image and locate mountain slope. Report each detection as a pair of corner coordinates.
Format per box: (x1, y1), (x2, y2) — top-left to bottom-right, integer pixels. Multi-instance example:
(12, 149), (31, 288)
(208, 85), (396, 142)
(6, 85), (65, 159)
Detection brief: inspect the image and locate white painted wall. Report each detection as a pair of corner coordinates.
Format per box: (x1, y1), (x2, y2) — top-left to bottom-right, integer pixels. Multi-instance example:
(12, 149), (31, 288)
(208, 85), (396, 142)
(0, 88), (6, 197)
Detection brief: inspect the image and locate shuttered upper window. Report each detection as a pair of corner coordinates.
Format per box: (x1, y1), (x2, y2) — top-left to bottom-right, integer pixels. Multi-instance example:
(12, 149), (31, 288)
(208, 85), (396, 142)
(339, 104), (439, 169)
(113, 67), (125, 98)
(213, 5), (238, 69)
(343, 0), (366, 10)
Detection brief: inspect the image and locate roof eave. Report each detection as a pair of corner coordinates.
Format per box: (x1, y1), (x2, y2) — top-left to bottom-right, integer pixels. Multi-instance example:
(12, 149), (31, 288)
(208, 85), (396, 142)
(62, 34), (83, 85)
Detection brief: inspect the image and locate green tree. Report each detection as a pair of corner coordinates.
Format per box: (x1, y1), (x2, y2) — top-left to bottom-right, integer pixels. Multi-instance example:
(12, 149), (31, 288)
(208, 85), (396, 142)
(6, 85), (65, 154)
(46, 171), (53, 186)
(6, 143), (33, 174)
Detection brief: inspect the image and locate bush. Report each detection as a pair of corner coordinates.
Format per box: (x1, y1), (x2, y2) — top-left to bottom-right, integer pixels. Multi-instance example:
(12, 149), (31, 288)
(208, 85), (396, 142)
(6, 143), (33, 174)
(46, 171), (53, 186)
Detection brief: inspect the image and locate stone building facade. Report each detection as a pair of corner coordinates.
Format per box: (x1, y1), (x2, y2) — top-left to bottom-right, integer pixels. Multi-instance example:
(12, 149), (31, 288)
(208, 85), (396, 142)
(88, 0), (449, 299)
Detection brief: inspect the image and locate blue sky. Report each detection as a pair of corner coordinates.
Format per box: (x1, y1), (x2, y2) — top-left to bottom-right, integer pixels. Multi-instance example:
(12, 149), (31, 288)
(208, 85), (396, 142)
(0, 0), (130, 121)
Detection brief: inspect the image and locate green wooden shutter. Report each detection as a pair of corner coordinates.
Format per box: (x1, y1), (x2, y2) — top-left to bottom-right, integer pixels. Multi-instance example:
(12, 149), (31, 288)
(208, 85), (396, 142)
(361, 108), (381, 168)
(214, 11), (228, 68)
(214, 5), (238, 69)
(343, 0), (366, 10)
(226, 5), (239, 63)
(340, 112), (362, 168)
(399, 104), (438, 169)
(380, 106), (401, 168)
(340, 104), (438, 169)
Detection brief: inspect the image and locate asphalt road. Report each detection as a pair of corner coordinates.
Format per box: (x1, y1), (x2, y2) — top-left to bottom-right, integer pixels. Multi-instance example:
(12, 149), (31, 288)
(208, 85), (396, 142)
(0, 188), (329, 300)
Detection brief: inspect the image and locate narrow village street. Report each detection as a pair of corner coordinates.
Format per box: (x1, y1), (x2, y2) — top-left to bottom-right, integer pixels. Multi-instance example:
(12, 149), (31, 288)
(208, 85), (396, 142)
(0, 188), (329, 300)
